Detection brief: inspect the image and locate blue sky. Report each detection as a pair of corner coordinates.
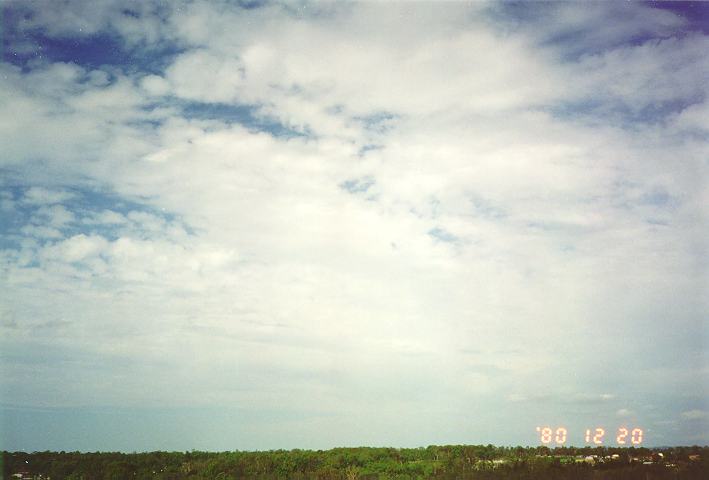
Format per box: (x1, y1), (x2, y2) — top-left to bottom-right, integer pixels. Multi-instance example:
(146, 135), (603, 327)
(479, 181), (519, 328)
(1, 1), (708, 452)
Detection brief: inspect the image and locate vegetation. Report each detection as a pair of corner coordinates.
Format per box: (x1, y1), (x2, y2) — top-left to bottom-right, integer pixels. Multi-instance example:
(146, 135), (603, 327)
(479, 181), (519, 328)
(3, 445), (708, 480)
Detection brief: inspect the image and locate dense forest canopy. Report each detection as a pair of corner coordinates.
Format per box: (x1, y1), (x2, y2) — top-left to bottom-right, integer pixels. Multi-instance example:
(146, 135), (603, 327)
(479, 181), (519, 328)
(3, 445), (708, 480)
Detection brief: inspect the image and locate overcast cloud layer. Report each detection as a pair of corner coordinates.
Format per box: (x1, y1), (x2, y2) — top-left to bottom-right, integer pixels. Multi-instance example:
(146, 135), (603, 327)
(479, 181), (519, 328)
(1, 1), (708, 451)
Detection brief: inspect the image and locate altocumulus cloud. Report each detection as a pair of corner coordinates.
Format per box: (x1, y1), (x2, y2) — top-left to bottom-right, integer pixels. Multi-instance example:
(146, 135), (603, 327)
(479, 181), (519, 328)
(0, 0), (707, 451)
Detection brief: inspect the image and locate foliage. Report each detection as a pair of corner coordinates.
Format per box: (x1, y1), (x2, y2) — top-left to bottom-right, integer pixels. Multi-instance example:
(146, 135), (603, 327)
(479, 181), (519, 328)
(2, 445), (708, 480)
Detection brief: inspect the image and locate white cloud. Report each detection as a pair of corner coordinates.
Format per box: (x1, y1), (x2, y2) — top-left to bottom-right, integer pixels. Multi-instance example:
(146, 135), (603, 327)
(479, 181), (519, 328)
(0, 63), (159, 187)
(162, 4), (570, 137)
(35, 205), (76, 228)
(5, 0), (172, 47)
(22, 187), (76, 205)
(571, 34), (709, 112)
(140, 74), (171, 97)
(166, 50), (245, 104)
(19, 225), (64, 239)
(681, 409), (709, 420)
(84, 210), (129, 225)
(41, 234), (109, 263)
(510, 2), (686, 55)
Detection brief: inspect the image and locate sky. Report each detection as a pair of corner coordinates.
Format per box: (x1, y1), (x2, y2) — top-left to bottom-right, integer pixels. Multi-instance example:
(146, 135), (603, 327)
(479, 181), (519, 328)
(0, 0), (708, 452)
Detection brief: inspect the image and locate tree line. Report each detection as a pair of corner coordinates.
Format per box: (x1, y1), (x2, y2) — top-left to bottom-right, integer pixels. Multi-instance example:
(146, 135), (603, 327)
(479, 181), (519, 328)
(3, 445), (708, 480)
